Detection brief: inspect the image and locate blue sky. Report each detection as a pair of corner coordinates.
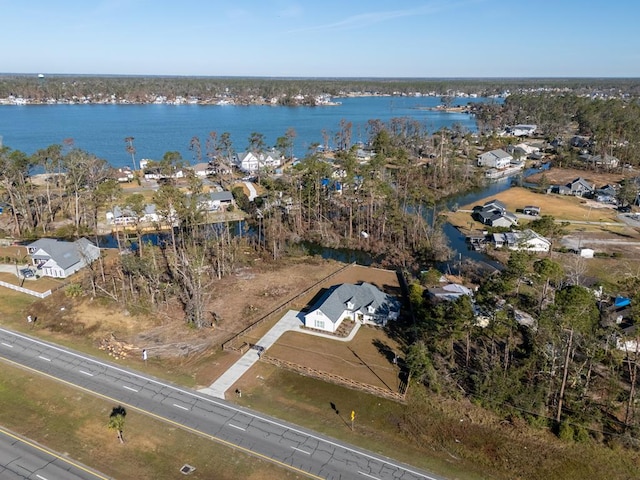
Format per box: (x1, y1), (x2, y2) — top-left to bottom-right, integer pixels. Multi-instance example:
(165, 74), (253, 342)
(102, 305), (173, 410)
(2, 0), (639, 77)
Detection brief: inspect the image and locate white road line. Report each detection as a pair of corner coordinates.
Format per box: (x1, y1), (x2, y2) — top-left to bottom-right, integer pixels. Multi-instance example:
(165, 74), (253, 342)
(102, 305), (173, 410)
(173, 403), (189, 411)
(358, 471), (381, 480)
(1, 342), (13, 348)
(36, 475), (49, 480)
(0, 327), (437, 480)
(79, 370), (94, 376)
(123, 385), (139, 392)
(228, 423), (246, 431)
(38, 355), (51, 362)
(291, 446), (311, 455)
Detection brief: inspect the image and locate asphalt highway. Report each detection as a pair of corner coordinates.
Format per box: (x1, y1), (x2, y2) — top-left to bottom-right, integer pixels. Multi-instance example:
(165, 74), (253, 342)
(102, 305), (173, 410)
(0, 327), (444, 480)
(0, 426), (109, 480)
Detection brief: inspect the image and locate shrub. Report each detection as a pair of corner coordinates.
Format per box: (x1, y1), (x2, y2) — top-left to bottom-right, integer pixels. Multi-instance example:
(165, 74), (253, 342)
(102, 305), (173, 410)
(575, 425), (590, 443)
(65, 283), (84, 298)
(558, 422), (575, 442)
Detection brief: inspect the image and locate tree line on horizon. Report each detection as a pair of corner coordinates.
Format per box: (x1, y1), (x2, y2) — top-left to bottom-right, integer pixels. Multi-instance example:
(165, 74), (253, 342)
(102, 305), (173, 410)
(2, 75), (640, 103)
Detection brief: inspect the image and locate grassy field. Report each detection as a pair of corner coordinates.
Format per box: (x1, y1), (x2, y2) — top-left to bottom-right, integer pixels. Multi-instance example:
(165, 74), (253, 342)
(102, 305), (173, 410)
(264, 326), (403, 392)
(0, 363), (299, 480)
(446, 186), (625, 233)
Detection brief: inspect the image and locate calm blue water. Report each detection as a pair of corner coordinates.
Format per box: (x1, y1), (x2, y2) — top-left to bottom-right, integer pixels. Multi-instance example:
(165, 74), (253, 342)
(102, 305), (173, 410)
(0, 96), (487, 167)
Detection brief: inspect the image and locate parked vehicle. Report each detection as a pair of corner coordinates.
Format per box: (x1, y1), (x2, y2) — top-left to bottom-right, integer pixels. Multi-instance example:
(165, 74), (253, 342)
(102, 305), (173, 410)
(20, 268), (34, 278)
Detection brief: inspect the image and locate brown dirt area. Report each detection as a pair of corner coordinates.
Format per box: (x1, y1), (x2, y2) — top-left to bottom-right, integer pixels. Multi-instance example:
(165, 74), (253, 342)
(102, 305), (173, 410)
(15, 258), (405, 392)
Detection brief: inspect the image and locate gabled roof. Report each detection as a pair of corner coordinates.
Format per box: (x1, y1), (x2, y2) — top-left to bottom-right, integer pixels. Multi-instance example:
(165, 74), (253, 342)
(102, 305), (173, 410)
(483, 199), (507, 212)
(28, 238), (97, 270)
(308, 282), (399, 324)
(112, 204), (156, 218)
(205, 191), (234, 202)
(568, 177), (593, 191)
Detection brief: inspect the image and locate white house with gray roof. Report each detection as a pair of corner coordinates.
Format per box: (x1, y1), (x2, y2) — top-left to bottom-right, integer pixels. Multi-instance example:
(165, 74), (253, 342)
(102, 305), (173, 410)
(304, 282), (401, 333)
(27, 238), (101, 278)
(477, 149), (513, 169)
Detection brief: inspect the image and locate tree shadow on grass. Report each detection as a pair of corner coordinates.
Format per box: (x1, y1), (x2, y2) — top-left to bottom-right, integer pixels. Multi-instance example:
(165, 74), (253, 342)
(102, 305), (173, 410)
(330, 402), (350, 429)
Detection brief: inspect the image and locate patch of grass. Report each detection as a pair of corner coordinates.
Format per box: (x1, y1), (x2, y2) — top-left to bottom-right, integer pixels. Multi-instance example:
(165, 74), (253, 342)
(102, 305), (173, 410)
(0, 363), (299, 480)
(234, 363), (640, 480)
(234, 363), (487, 480)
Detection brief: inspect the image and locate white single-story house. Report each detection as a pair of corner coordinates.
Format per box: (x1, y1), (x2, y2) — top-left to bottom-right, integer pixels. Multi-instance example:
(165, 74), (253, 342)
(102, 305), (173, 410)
(197, 191), (235, 212)
(106, 204), (161, 226)
(492, 229), (551, 252)
(304, 282), (401, 333)
(507, 124), (537, 137)
(27, 238), (100, 278)
(113, 167), (134, 183)
(477, 149), (513, 169)
(191, 162), (216, 178)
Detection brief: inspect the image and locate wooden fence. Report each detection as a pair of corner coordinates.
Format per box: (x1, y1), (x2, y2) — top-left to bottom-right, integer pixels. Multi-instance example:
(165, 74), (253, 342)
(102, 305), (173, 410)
(221, 261), (355, 351)
(261, 354), (407, 403)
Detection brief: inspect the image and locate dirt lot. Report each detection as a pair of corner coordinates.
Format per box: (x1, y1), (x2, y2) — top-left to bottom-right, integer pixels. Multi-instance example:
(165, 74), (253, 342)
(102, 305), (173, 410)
(8, 258), (405, 393)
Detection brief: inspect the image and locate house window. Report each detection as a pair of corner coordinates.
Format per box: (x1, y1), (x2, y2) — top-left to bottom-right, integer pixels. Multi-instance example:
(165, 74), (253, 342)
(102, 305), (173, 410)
(314, 319), (325, 330)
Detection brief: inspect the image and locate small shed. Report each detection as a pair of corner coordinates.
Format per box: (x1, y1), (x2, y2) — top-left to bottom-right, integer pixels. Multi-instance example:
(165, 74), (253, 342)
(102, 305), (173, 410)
(579, 248), (595, 258)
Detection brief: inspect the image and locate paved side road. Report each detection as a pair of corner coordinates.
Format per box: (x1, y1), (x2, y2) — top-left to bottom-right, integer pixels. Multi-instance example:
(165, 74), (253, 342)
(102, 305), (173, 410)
(0, 426), (110, 480)
(0, 327), (443, 480)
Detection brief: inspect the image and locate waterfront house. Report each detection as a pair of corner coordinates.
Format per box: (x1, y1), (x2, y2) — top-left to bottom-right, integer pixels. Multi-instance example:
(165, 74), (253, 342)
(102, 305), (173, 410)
(568, 177), (594, 196)
(492, 229), (551, 252)
(112, 167), (134, 183)
(27, 238), (100, 278)
(550, 177), (594, 197)
(196, 191), (235, 212)
(506, 142), (540, 160)
(304, 282), (401, 334)
(473, 199), (518, 228)
(477, 149), (513, 169)
(107, 204), (161, 226)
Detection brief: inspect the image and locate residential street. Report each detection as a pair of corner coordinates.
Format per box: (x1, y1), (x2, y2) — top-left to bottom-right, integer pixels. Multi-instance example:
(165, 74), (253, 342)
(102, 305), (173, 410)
(0, 327), (441, 480)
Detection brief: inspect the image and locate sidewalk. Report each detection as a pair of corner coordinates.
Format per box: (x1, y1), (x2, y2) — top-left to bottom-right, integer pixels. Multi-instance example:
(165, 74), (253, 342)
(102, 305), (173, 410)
(198, 310), (360, 399)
